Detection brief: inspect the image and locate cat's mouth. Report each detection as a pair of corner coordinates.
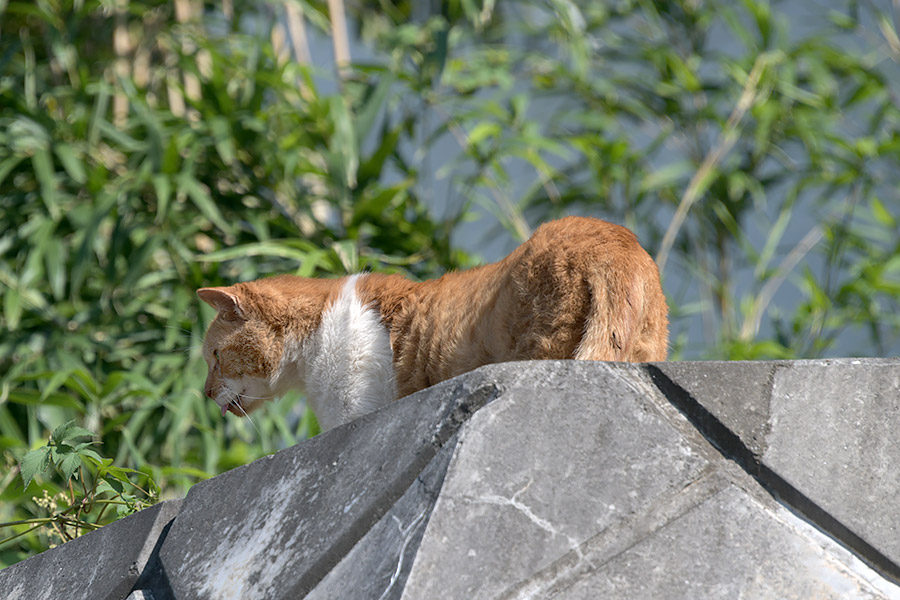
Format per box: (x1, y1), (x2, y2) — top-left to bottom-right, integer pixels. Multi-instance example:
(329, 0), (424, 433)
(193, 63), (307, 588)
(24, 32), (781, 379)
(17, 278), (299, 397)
(221, 398), (244, 417)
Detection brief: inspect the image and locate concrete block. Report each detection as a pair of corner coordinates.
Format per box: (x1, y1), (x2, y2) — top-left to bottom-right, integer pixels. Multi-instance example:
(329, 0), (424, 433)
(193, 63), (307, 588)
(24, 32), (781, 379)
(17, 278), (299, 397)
(764, 360), (900, 574)
(650, 360), (778, 456)
(0, 499), (181, 600)
(6, 359), (900, 599)
(557, 485), (898, 600)
(155, 373), (501, 599)
(306, 435), (458, 600)
(401, 361), (711, 599)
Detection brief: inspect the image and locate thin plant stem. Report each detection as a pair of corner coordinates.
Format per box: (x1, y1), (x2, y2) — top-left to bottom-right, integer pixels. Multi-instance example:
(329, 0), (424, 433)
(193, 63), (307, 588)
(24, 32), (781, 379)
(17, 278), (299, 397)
(656, 52), (777, 273)
(0, 522), (46, 547)
(739, 226), (824, 341)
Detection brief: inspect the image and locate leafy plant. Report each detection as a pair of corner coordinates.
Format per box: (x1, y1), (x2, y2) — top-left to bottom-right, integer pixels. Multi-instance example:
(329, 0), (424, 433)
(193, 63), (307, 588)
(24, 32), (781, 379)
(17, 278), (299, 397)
(2, 421), (158, 550)
(2, 0), (900, 570)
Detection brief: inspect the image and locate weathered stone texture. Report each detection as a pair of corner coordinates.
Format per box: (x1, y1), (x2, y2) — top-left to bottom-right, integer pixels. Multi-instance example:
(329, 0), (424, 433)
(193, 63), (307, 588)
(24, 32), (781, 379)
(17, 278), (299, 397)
(3, 359), (900, 600)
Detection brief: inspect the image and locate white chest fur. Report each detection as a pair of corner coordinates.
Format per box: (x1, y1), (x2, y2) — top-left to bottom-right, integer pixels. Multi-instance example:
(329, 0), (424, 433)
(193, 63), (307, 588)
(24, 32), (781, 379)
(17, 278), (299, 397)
(297, 274), (397, 430)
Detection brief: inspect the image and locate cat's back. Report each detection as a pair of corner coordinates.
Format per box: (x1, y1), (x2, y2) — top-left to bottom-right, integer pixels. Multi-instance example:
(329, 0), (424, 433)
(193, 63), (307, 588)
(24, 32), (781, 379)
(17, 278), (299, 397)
(503, 216), (667, 362)
(517, 216), (646, 263)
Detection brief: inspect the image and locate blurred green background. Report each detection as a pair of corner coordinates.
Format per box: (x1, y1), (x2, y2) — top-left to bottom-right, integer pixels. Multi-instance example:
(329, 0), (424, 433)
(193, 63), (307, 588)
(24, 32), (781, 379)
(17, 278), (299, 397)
(1, 0), (899, 566)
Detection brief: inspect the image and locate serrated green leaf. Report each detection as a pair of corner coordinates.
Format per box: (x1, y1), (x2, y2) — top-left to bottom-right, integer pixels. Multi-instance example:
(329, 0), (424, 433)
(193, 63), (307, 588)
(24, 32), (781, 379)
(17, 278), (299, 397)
(20, 446), (51, 489)
(96, 480), (119, 496)
(77, 448), (104, 463)
(51, 420), (95, 443)
(59, 450), (82, 481)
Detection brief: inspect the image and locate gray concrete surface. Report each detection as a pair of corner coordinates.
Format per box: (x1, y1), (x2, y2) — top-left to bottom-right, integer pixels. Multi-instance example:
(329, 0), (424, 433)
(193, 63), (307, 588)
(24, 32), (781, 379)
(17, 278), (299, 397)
(400, 362), (711, 599)
(155, 374), (501, 599)
(3, 359), (900, 599)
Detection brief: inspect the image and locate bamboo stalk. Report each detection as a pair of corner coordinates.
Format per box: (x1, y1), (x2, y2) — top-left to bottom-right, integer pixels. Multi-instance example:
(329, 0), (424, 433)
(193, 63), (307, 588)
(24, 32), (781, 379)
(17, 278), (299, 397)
(739, 226), (823, 341)
(327, 0), (351, 78)
(113, 0), (131, 126)
(174, 0), (202, 103)
(285, 1), (311, 65)
(272, 21), (290, 67)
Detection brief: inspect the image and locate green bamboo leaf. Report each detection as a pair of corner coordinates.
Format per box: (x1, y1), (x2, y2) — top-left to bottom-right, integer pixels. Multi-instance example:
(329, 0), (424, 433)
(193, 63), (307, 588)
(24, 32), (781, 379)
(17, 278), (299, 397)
(41, 368), (76, 401)
(871, 197), (895, 227)
(121, 236), (161, 291)
(359, 125), (402, 185)
(3, 282), (22, 330)
(31, 148), (60, 220)
(20, 216), (53, 288)
(66, 368), (100, 401)
(0, 155), (24, 188)
(54, 143), (87, 184)
(328, 97), (359, 189)
(638, 161), (692, 193)
(20, 446), (51, 489)
(196, 241), (312, 263)
(354, 76), (393, 144)
(153, 175), (171, 221)
(179, 175), (233, 235)
(209, 116), (236, 165)
(70, 193), (115, 299)
(6, 389), (84, 410)
(44, 236), (66, 300)
(467, 122), (501, 146)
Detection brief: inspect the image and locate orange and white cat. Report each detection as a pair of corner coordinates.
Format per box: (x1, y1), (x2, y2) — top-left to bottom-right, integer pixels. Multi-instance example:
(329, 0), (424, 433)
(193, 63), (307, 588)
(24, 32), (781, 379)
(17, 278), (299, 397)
(198, 216), (668, 430)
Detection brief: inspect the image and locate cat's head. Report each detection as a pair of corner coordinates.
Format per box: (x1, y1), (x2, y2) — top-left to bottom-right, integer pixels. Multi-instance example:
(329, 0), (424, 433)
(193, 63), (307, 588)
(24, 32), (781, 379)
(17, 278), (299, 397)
(197, 285), (286, 417)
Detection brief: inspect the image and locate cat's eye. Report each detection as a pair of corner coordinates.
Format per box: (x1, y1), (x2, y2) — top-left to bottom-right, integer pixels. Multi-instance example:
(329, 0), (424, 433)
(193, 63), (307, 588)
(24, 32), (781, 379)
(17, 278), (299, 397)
(213, 349), (220, 362)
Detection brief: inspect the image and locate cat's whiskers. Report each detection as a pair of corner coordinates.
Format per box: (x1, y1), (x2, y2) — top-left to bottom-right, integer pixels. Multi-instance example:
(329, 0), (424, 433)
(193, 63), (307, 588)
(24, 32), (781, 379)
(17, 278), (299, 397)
(233, 396), (260, 436)
(172, 345), (204, 355)
(230, 393), (272, 401)
(220, 388), (260, 437)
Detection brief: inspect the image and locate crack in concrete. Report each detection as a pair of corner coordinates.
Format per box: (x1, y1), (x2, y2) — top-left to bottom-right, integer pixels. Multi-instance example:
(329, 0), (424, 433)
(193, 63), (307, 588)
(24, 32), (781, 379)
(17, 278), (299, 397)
(378, 508), (428, 600)
(465, 479), (591, 568)
(495, 468), (729, 600)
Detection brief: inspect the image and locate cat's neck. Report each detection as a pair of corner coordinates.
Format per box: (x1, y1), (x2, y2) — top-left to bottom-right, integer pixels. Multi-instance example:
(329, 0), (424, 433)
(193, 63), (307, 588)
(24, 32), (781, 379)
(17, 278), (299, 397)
(359, 266), (510, 398)
(275, 275), (397, 430)
(271, 267), (507, 428)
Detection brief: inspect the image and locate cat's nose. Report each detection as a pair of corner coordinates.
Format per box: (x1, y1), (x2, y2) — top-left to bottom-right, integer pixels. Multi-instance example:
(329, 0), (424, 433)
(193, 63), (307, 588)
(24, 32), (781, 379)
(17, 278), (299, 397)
(204, 379), (214, 399)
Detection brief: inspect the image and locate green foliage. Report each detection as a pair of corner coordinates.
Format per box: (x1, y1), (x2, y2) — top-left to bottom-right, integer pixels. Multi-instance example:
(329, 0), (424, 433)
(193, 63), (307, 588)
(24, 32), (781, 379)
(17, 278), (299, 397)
(1, 421), (157, 552)
(392, 0), (900, 358)
(0, 0), (464, 566)
(20, 420), (99, 489)
(2, 0), (900, 567)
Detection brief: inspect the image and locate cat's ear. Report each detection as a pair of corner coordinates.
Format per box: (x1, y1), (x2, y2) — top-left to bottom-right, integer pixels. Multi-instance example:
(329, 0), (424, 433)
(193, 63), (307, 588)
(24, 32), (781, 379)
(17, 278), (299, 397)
(197, 287), (246, 321)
